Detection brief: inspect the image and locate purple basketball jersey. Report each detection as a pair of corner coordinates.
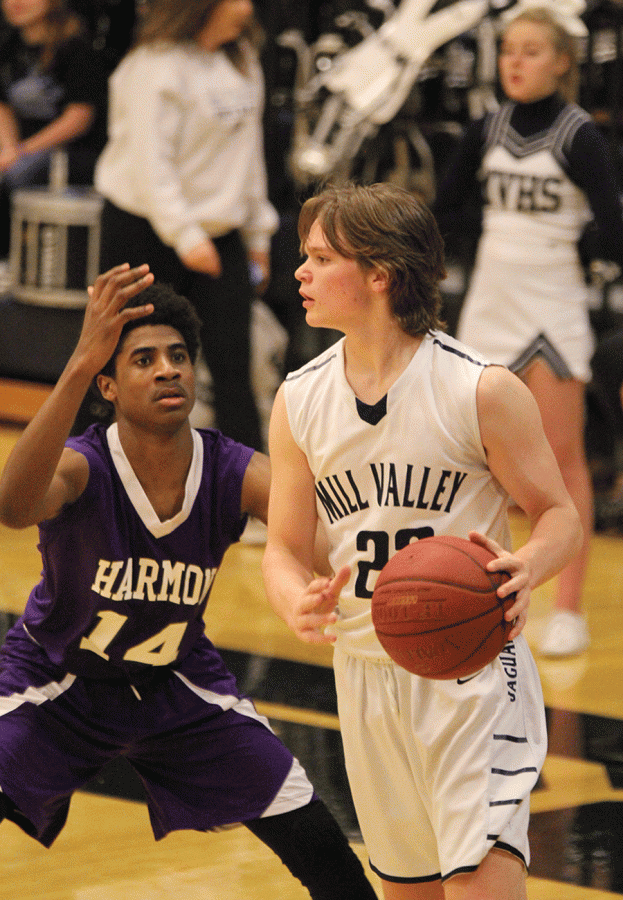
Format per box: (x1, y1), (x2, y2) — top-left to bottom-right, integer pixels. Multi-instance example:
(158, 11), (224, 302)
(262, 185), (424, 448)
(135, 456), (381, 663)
(7, 423), (253, 682)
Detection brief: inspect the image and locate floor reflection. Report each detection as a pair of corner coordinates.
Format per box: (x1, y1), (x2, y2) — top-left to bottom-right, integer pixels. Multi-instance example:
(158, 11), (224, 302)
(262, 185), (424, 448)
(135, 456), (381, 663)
(2, 610), (623, 895)
(530, 803), (623, 893)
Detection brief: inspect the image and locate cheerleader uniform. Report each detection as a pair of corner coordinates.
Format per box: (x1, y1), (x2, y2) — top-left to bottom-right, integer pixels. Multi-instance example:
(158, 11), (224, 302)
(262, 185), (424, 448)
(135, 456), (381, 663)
(434, 93), (623, 382)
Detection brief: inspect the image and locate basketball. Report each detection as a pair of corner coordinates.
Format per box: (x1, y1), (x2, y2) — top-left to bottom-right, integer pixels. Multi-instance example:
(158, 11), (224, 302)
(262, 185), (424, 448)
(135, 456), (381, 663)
(371, 535), (515, 679)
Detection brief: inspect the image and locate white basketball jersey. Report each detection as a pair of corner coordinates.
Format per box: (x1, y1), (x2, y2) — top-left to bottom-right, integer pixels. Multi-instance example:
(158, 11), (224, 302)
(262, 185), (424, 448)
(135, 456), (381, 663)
(480, 102), (593, 263)
(285, 332), (512, 658)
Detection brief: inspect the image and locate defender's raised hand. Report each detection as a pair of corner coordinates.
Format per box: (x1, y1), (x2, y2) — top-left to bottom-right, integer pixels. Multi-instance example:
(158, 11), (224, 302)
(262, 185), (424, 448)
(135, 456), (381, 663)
(76, 264), (155, 376)
(0, 264), (154, 529)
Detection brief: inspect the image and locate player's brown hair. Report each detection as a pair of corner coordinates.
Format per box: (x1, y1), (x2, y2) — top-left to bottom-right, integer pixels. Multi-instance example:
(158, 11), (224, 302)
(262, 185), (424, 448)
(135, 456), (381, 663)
(298, 182), (446, 338)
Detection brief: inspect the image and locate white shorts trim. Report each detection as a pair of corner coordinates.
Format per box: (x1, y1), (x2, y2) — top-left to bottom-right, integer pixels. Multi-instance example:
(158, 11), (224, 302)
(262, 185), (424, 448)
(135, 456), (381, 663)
(261, 757), (315, 818)
(0, 673), (76, 717)
(333, 636), (546, 882)
(175, 673), (315, 817)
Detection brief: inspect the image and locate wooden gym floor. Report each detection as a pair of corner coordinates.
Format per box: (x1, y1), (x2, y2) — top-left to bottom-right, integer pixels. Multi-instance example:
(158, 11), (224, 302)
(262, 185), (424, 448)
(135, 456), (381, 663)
(2, 416), (623, 900)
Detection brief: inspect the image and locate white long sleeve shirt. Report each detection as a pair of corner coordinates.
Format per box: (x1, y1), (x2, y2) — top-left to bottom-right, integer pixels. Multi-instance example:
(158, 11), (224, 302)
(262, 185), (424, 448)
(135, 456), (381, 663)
(95, 40), (278, 257)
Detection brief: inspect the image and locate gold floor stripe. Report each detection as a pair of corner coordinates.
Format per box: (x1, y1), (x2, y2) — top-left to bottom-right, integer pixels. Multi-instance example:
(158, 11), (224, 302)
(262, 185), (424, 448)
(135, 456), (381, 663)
(254, 699), (341, 730)
(0, 378), (53, 423)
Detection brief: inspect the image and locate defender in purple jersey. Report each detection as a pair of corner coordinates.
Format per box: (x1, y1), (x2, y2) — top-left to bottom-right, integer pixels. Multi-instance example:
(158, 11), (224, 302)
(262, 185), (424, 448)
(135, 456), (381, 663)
(0, 264), (378, 900)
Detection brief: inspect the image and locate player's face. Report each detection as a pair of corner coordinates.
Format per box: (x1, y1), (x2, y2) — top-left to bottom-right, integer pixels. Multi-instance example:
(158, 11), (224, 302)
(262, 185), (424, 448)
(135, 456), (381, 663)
(196, 0), (254, 51)
(295, 219), (377, 332)
(498, 20), (570, 104)
(98, 325), (196, 432)
(1, 0), (50, 31)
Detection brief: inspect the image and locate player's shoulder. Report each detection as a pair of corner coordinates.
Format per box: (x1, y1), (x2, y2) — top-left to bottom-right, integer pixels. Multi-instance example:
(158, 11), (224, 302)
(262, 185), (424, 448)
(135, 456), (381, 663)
(36, 424), (107, 526)
(65, 422), (108, 468)
(426, 330), (491, 372)
(475, 363), (535, 429)
(560, 100), (593, 126)
(194, 426), (254, 479)
(563, 102), (608, 149)
(64, 422), (124, 497)
(423, 333), (494, 430)
(554, 101), (595, 155)
(194, 425), (249, 452)
(112, 42), (187, 89)
(285, 337), (344, 387)
(477, 361), (528, 397)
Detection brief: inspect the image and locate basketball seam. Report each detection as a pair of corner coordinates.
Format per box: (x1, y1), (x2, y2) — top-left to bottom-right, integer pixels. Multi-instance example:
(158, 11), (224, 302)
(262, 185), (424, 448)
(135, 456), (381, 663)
(376, 580), (504, 594)
(433, 620), (511, 677)
(373, 599), (512, 638)
(376, 617), (512, 678)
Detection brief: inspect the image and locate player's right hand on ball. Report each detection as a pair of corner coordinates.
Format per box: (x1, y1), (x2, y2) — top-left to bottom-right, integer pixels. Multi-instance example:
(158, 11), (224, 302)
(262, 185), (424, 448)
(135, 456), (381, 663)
(468, 530), (530, 638)
(291, 566), (350, 644)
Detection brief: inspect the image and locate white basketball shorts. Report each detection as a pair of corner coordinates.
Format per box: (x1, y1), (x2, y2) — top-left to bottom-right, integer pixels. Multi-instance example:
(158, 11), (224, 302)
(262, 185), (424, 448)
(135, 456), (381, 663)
(333, 635), (546, 884)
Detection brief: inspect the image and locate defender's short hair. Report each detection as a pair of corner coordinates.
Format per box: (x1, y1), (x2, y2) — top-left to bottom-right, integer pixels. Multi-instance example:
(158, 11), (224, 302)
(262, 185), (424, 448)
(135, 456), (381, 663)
(99, 281), (202, 378)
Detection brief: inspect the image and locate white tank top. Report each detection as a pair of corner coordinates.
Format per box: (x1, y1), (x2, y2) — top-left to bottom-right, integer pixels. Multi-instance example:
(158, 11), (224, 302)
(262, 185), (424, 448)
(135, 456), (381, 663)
(285, 331), (512, 659)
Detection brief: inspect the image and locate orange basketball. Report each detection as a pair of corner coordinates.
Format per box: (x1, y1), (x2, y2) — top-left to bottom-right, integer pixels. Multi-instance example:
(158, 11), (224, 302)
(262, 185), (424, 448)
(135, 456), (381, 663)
(371, 535), (515, 679)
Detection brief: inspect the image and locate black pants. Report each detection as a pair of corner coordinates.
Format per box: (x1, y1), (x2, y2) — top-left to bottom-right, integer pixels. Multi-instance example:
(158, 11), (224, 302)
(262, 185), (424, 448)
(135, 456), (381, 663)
(99, 199), (263, 451)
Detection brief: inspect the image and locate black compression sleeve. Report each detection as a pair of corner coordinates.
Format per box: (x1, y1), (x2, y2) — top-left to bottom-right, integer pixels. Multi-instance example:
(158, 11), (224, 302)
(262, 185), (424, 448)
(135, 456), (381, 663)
(245, 798), (378, 900)
(568, 123), (623, 266)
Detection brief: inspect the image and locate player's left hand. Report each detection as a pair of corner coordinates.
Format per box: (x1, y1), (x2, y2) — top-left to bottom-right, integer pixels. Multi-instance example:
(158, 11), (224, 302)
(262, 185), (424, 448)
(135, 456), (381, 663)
(289, 565), (350, 644)
(468, 531), (530, 640)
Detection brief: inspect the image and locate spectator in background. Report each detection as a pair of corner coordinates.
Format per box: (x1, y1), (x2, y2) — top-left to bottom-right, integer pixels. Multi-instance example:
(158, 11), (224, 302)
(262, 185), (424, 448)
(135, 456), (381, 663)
(68, 0), (138, 75)
(95, 0), (274, 452)
(433, 5), (623, 658)
(0, 0), (108, 257)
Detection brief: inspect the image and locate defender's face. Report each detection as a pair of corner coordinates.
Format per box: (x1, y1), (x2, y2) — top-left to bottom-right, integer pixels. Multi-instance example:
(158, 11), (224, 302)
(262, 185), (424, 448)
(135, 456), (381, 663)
(98, 325), (196, 431)
(295, 219), (375, 332)
(498, 20), (569, 104)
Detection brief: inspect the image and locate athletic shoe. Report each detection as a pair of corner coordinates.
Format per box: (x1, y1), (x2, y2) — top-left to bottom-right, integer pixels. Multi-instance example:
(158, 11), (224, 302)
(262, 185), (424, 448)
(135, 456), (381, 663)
(0, 258), (11, 294)
(538, 611), (589, 657)
(240, 517), (267, 545)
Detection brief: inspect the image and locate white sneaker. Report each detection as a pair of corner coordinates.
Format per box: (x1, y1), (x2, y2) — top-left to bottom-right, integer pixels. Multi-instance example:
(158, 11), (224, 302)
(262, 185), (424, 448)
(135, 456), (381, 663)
(0, 258), (11, 293)
(538, 611), (589, 658)
(240, 517), (267, 545)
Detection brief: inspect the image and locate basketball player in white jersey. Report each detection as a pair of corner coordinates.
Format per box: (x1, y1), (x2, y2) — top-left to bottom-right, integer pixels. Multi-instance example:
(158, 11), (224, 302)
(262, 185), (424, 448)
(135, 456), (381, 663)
(262, 182), (582, 900)
(433, 7), (623, 657)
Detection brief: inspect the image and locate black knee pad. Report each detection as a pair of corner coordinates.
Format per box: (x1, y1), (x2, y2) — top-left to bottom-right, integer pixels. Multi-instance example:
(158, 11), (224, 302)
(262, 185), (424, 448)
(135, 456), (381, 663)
(246, 798), (377, 900)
